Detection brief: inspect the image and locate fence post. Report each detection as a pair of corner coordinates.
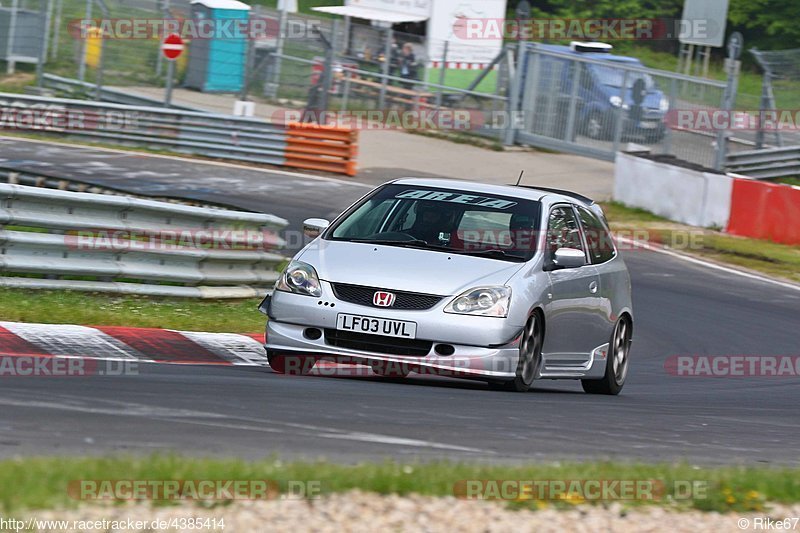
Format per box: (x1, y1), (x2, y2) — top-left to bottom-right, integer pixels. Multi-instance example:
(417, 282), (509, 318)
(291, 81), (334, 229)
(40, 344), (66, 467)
(504, 42), (524, 146)
(36, 0), (51, 88)
(713, 57), (740, 171)
(563, 62), (581, 142)
(6, 0), (19, 74)
(51, 0), (63, 60)
(77, 0), (92, 81)
(611, 71), (629, 154)
(435, 40), (448, 110)
(267, 8), (288, 99)
(378, 27), (392, 110)
(663, 77), (677, 155)
(94, 34), (105, 100)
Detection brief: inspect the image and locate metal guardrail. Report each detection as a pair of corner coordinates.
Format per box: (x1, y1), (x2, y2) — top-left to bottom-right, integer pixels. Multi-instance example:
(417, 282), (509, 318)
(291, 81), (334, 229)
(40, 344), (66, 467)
(725, 146), (800, 179)
(0, 182), (289, 298)
(41, 73), (206, 112)
(0, 92), (359, 175)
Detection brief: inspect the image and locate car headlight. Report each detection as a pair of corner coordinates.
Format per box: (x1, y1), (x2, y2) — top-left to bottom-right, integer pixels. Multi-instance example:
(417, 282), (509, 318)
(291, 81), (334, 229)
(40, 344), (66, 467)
(659, 96), (669, 112)
(609, 95), (622, 108)
(444, 286), (511, 318)
(276, 260), (322, 297)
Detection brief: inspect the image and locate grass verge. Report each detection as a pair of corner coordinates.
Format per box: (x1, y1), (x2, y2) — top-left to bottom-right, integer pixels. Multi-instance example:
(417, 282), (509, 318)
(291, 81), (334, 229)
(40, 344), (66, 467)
(0, 288), (263, 333)
(601, 201), (800, 284)
(0, 455), (798, 513)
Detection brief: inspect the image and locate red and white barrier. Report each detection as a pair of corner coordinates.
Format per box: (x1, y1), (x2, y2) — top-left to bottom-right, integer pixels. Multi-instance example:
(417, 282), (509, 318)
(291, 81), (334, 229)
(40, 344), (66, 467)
(614, 152), (800, 245)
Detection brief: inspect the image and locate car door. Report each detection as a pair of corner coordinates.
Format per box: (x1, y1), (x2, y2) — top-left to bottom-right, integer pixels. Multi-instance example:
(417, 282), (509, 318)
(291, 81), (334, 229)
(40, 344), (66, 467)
(576, 205), (627, 341)
(542, 204), (604, 369)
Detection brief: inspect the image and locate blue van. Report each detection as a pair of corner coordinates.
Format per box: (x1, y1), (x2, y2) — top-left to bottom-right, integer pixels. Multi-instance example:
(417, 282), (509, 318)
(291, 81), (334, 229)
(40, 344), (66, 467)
(522, 42), (669, 143)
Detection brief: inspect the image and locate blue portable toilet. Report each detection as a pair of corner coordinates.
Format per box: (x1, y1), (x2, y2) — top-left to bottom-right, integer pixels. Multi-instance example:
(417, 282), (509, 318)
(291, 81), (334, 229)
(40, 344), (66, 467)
(185, 0), (251, 92)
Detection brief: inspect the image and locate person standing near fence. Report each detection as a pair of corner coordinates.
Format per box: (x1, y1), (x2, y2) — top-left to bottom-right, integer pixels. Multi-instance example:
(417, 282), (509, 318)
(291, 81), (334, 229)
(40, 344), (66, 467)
(399, 43), (419, 89)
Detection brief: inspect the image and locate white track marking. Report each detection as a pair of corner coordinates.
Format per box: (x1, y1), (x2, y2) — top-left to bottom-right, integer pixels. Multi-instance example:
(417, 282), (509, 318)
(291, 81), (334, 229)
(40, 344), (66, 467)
(618, 236), (800, 293)
(178, 331), (268, 366)
(0, 136), (372, 188)
(0, 322), (143, 359)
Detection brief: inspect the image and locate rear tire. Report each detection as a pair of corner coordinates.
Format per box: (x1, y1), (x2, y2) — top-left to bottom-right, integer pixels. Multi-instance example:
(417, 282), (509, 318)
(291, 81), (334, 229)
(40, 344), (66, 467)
(490, 313), (543, 393)
(267, 351), (316, 375)
(581, 317), (631, 395)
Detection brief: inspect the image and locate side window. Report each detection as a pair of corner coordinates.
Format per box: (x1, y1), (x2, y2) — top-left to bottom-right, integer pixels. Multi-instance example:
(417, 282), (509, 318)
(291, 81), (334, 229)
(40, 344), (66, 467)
(577, 207), (616, 263)
(547, 206), (584, 259)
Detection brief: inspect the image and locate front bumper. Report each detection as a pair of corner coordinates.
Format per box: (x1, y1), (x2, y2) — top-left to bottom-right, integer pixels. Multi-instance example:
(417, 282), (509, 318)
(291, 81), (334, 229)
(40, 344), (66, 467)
(264, 283), (525, 379)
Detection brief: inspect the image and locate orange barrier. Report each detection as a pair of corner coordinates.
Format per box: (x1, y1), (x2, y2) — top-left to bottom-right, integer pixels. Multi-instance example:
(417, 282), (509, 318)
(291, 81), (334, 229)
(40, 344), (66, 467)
(285, 122), (358, 176)
(726, 179), (800, 245)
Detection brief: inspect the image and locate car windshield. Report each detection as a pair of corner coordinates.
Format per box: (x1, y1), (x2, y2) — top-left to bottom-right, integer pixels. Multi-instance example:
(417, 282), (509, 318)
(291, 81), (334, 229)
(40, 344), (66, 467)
(326, 184), (542, 262)
(591, 63), (655, 90)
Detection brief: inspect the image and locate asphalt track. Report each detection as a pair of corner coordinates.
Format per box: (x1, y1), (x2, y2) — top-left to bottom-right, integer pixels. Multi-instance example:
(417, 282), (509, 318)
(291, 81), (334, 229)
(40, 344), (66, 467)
(0, 137), (799, 465)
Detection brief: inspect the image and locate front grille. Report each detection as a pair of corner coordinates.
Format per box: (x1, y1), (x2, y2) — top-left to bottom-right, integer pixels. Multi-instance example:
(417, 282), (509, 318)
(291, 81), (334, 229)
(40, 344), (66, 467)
(331, 283), (443, 310)
(324, 329), (432, 357)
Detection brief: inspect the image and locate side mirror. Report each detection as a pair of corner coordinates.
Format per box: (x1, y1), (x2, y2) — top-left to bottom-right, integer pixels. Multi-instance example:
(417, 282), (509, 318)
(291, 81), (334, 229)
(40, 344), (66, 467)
(303, 218), (330, 239)
(553, 247), (587, 269)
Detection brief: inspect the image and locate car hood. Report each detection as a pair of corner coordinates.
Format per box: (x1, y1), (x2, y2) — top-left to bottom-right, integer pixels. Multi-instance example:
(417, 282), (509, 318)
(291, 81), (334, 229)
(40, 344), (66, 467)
(298, 240), (526, 295)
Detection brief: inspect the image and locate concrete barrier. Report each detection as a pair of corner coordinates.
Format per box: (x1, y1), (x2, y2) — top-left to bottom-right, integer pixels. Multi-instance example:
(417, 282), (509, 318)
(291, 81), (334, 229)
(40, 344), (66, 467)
(614, 152), (733, 228)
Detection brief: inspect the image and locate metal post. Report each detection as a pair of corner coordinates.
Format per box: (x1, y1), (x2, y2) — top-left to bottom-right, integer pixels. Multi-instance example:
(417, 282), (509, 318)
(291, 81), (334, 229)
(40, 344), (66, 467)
(663, 77), (677, 155)
(434, 40), (448, 110)
(611, 71), (629, 154)
(714, 57), (740, 171)
(36, 0), (51, 87)
(42, 0), (54, 66)
(94, 35), (105, 100)
(268, 7), (288, 99)
(755, 72), (770, 149)
(164, 59), (175, 107)
(239, 36), (255, 101)
(77, 0), (92, 81)
(6, 0), (19, 74)
(563, 62), (581, 142)
(341, 70), (351, 111)
(504, 42), (525, 146)
(378, 27), (392, 110)
(51, 0), (63, 60)
(320, 35), (334, 112)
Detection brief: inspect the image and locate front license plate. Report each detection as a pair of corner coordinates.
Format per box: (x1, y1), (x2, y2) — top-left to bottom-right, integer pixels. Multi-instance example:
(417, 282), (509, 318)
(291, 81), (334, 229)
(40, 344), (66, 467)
(640, 122), (658, 129)
(336, 313), (417, 339)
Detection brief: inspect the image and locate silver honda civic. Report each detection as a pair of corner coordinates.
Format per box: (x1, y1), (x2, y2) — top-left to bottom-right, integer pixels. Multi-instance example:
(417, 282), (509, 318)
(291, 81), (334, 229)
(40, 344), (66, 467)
(261, 178), (633, 394)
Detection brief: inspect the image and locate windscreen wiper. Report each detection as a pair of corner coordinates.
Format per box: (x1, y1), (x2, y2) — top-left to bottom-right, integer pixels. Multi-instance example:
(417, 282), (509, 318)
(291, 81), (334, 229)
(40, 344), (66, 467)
(455, 249), (526, 261)
(349, 238), (454, 251)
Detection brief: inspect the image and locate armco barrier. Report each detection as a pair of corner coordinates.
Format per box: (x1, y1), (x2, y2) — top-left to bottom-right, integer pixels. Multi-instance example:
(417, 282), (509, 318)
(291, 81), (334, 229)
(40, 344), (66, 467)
(726, 179), (800, 245)
(0, 183), (289, 298)
(285, 122), (358, 176)
(0, 92), (359, 176)
(614, 152), (733, 228)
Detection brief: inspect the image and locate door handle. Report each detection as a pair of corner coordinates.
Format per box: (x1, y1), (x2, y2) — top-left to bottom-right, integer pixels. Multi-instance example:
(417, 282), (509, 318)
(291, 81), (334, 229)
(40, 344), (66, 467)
(589, 281), (598, 294)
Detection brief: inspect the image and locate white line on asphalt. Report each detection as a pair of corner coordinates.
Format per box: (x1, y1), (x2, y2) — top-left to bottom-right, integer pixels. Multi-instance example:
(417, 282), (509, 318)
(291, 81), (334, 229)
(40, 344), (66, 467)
(618, 236), (800, 293)
(0, 135), (373, 189)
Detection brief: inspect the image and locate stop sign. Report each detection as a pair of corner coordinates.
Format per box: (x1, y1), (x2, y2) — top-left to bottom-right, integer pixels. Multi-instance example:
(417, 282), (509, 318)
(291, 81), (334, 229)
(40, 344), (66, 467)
(161, 33), (184, 60)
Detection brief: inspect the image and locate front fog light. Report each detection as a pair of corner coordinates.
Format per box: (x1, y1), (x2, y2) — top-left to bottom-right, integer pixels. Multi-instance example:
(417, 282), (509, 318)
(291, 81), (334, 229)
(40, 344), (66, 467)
(445, 286), (511, 317)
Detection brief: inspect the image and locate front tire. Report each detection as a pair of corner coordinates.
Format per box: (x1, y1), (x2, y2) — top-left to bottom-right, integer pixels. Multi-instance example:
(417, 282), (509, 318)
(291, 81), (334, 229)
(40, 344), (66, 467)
(582, 317), (631, 395)
(489, 313), (543, 393)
